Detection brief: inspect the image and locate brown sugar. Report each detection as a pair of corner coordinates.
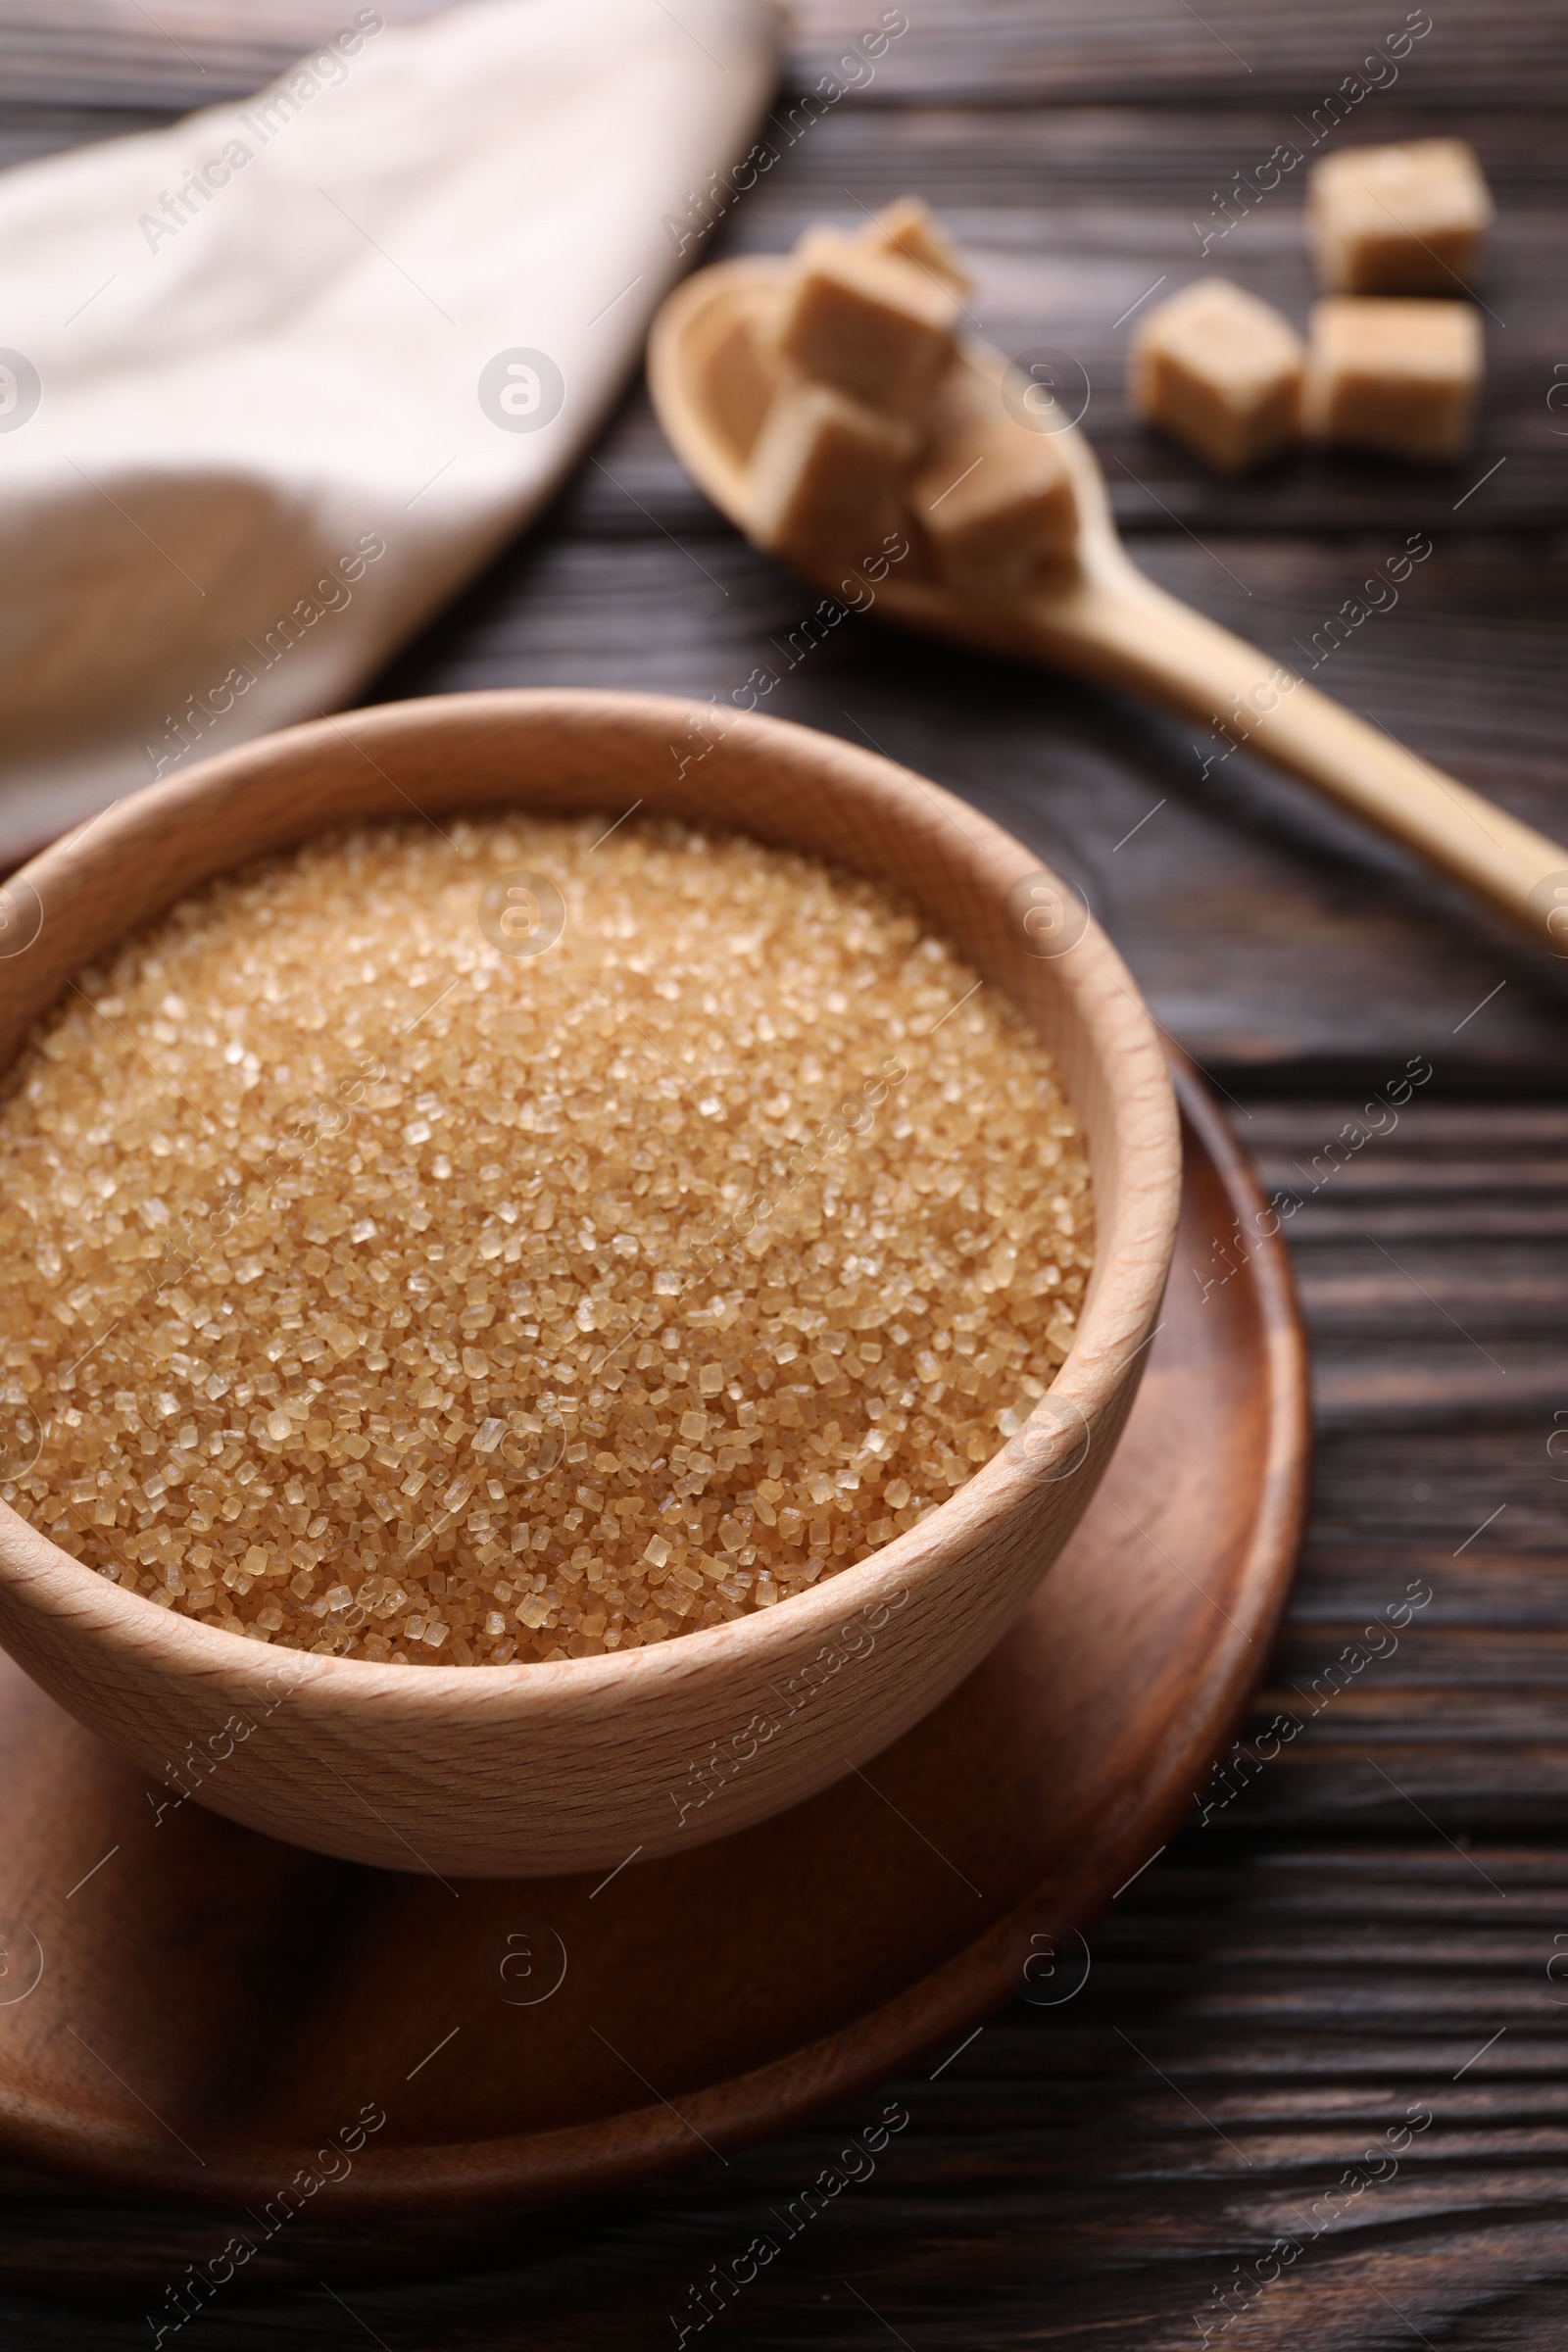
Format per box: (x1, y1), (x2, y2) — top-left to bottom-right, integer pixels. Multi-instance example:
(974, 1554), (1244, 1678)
(0, 817), (1094, 1666)
(775, 226), (957, 417)
(1130, 278), (1305, 475)
(1307, 138), (1493, 297)
(912, 354), (1078, 594)
(749, 377), (916, 564)
(1304, 295), (1482, 463)
(858, 195), (970, 297)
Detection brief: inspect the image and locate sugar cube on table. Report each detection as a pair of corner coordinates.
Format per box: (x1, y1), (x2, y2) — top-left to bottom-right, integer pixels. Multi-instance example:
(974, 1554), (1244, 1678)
(777, 227), (957, 417)
(1129, 278), (1305, 474)
(749, 376), (918, 565)
(1307, 138), (1493, 296)
(910, 358), (1077, 595)
(1304, 296), (1482, 463)
(856, 195), (971, 297)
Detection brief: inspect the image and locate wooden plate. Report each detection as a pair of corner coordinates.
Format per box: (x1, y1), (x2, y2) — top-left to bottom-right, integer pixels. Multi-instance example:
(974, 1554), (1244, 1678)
(0, 1055), (1305, 2214)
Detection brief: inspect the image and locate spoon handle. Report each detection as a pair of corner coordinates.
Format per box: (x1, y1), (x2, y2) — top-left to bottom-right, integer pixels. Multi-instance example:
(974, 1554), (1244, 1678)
(1044, 571), (1568, 953)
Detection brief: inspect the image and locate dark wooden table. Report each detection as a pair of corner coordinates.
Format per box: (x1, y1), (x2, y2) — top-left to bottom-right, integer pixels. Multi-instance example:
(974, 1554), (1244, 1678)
(6, 2), (1568, 2342)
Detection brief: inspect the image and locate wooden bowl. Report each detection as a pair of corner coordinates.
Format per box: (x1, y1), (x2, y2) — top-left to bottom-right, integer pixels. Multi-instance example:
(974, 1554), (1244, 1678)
(0, 691), (1180, 1878)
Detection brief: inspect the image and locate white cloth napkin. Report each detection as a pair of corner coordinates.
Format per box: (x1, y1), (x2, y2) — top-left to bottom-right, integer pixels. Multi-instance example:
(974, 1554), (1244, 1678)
(0, 0), (779, 839)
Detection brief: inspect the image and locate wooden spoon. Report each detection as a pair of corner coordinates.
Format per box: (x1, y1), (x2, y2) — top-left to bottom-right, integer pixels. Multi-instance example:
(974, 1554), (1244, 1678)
(649, 257), (1568, 956)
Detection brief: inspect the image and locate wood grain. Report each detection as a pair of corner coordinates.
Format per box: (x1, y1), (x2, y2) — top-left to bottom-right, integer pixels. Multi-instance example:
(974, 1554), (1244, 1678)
(3, 0), (1566, 108)
(650, 259), (1568, 950)
(365, 529), (1568, 1089)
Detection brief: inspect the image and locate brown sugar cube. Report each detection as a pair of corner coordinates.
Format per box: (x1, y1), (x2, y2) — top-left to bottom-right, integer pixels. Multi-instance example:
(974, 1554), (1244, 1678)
(1129, 278), (1304, 474)
(1307, 138), (1493, 295)
(857, 195), (970, 297)
(749, 376), (917, 564)
(777, 225), (957, 417)
(1304, 296), (1482, 462)
(910, 359), (1077, 596)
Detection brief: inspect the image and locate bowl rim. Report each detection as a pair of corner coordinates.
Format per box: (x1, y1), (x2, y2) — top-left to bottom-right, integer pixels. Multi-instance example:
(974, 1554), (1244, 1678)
(0, 687), (1181, 1708)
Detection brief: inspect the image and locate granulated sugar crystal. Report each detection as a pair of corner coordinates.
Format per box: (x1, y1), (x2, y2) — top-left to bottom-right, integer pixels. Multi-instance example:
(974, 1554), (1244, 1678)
(0, 816), (1094, 1664)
